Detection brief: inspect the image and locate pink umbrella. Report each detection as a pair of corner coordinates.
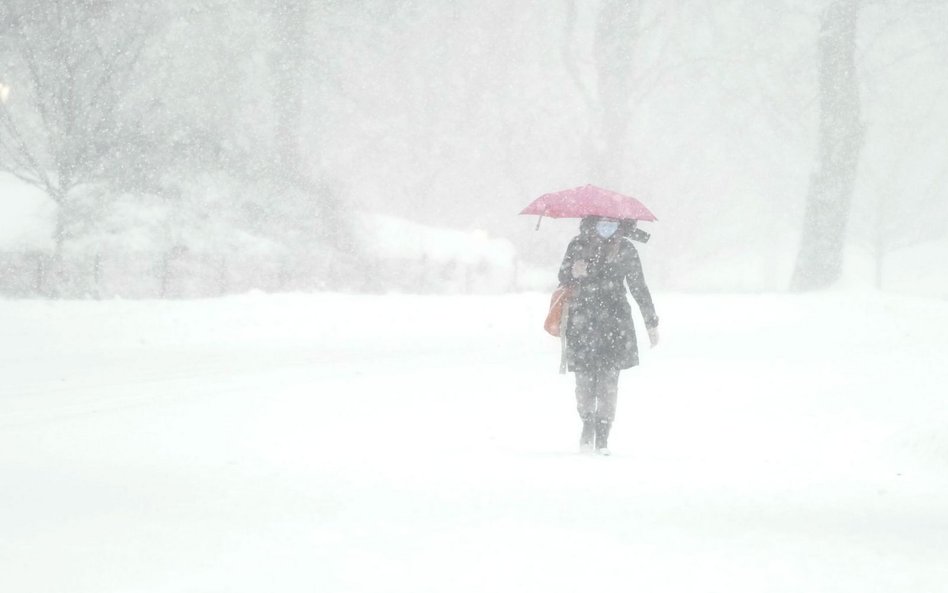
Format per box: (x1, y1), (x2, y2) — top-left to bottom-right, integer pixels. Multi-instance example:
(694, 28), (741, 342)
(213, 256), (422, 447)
(520, 184), (657, 228)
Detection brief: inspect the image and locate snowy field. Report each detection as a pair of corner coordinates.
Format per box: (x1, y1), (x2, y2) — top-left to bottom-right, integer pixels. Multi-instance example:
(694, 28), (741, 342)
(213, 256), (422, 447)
(2, 292), (948, 593)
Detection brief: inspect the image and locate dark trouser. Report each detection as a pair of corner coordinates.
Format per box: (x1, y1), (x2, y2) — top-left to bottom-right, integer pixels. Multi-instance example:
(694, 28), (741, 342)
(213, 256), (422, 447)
(575, 367), (620, 423)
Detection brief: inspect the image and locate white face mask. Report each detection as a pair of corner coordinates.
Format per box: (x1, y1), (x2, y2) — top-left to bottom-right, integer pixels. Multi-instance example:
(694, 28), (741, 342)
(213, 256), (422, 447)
(595, 220), (619, 239)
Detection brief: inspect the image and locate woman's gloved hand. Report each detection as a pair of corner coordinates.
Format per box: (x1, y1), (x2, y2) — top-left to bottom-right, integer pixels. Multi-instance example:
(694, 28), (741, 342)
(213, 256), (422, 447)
(647, 326), (660, 348)
(571, 260), (588, 278)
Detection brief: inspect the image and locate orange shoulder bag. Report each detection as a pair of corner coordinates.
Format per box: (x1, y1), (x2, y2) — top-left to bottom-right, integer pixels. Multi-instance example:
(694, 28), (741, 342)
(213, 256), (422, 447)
(544, 285), (573, 337)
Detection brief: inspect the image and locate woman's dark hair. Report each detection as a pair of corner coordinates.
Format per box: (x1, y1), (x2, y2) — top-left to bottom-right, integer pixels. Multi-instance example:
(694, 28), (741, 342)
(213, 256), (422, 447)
(618, 219), (637, 236)
(579, 217), (599, 235)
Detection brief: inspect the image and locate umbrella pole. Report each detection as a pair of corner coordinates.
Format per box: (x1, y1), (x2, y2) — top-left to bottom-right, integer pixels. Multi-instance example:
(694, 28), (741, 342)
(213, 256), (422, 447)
(535, 215), (543, 230)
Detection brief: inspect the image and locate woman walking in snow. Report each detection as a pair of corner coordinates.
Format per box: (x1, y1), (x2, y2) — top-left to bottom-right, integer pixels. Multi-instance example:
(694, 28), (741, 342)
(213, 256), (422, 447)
(558, 217), (659, 454)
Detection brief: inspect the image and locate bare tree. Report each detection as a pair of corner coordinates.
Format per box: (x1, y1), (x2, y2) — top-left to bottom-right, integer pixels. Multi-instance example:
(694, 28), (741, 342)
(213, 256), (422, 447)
(791, 0), (865, 291)
(263, 0), (349, 252)
(591, 0), (643, 187)
(563, 0), (683, 188)
(0, 0), (156, 254)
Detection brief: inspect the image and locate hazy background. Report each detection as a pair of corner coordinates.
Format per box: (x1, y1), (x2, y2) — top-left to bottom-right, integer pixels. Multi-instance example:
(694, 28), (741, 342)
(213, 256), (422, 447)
(2, 0), (947, 297)
(4, 6), (948, 590)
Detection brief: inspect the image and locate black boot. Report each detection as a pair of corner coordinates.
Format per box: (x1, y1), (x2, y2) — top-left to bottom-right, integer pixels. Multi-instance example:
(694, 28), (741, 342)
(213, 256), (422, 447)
(580, 420), (595, 451)
(595, 420), (612, 454)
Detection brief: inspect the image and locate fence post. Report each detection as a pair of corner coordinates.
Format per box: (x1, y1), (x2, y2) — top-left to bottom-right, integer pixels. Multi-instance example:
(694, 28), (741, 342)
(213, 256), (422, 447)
(159, 252), (170, 298)
(93, 253), (102, 299)
(34, 253), (46, 296)
(218, 255), (228, 295)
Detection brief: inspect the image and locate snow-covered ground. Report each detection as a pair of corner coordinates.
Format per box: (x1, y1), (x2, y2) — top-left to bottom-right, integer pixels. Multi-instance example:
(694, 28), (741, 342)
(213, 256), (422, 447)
(2, 292), (948, 593)
(0, 174), (54, 251)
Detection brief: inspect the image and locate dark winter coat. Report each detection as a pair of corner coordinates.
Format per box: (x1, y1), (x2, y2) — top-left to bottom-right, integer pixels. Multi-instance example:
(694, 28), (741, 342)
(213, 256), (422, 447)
(558, 222), (658, 372)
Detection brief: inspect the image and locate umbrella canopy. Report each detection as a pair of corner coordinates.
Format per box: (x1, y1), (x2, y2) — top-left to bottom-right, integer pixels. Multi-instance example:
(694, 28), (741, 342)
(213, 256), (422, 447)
(519, 184), (657, 222)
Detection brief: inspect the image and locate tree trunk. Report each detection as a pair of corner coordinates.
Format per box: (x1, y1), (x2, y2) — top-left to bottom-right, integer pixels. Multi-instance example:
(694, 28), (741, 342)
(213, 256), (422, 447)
(268, 0), (348, 257)
(791, 0), (864, 291)
(45, 181), (70, 264)
(271, 0), (308, 181)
